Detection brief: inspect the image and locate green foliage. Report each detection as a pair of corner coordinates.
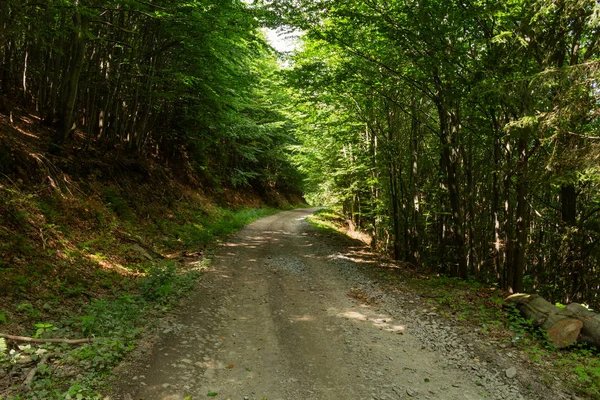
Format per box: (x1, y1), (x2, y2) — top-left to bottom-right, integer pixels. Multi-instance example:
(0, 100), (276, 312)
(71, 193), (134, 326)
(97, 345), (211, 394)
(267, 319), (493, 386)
(139, 261), (178, 302)
(34, 323), (56, 339)
(102, 189), (135, 222)
(306, 208), (345, 235)
(79, 295), (142, 339)
(0, 0), (304, 195)
(70, 338), (133, 373)
(168, 207), (277, 248)
(16, 302), (40, 319)
(269, 0), (600, 303)
(504, 303), (539, 343)
(0, 338), (7, 361)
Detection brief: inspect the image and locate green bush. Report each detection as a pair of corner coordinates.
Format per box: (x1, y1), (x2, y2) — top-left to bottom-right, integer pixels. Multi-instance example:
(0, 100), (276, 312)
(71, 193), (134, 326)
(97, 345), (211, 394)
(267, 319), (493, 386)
(139, 261), (200, 304)
(139, 261), (177, 302)
(79, 295), (142, 339)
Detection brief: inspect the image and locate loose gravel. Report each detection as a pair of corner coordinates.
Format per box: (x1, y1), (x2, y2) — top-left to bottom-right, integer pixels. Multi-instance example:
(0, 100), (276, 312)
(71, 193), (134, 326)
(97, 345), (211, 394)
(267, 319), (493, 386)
(112, 208), (570, 400)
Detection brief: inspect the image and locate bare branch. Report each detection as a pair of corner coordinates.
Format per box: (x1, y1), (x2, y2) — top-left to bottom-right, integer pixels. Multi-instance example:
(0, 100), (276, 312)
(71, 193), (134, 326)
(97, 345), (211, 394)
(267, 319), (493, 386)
(0, 333), (92, 344)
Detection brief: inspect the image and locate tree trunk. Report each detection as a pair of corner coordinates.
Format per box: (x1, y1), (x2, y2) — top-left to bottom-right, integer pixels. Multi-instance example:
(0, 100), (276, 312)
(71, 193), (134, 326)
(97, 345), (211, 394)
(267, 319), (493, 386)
(565, 303), (600, 349)
(1, 40), (11, 94)
(491, 112), (503, 282)
(437, 99), (468, 279)
(561, 183), (577, 226)
(511, 129), (529, 293)
(389, 166), (401, 260)
(408, 94), (421, 265)
(56, 5), (88, 144)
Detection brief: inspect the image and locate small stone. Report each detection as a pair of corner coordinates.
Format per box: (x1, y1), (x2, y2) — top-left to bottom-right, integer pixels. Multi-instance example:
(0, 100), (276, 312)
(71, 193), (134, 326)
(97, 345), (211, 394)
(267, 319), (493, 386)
(505, 367), (517, 379)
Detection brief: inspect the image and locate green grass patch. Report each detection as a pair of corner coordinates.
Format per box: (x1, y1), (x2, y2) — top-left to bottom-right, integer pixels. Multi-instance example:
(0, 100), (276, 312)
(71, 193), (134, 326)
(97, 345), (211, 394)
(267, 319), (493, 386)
(164, 207), (278, 249)
(306, 207), (346, 235)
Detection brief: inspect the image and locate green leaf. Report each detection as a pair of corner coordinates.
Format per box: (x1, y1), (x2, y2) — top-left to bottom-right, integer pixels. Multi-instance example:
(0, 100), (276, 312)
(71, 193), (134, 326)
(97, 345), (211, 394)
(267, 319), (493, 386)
(207, 392), (218, 397)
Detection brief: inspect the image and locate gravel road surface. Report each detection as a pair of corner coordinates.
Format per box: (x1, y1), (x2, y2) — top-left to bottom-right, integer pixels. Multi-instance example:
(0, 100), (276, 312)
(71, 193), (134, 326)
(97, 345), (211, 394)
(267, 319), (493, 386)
(114, 208), (557, 400)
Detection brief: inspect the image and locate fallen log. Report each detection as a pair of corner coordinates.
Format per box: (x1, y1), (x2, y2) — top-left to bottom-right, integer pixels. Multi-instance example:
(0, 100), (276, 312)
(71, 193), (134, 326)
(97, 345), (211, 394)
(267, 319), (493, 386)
(505, 294), (583, 348)
(566, 303), (600, 349)
(0, 333), (91, 345)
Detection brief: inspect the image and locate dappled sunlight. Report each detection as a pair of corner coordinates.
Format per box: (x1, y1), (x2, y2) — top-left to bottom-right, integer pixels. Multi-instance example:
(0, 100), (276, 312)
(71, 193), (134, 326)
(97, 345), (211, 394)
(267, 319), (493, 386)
(85, 253), (136, 276)
(199, 265), (220, 274)
(340, 311), (368, 321)
(15, 125), (39, 139)
(246, 235), (270, 241)
(194, 359), (225, 370)
(187, 259), (208, 268)
(327, 252), (377, 265)
(335, 308), (405, 334)
(291, 314), (315, 322)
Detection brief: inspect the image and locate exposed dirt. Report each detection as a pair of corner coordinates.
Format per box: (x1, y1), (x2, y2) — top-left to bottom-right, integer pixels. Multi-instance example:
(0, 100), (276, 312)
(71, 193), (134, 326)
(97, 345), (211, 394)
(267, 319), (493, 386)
(112, 208), (568, 400)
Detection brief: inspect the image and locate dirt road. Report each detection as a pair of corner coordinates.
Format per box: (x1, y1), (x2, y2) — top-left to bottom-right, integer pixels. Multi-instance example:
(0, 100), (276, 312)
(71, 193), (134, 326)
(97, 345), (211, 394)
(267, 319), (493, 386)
(115, 208), (540, 400)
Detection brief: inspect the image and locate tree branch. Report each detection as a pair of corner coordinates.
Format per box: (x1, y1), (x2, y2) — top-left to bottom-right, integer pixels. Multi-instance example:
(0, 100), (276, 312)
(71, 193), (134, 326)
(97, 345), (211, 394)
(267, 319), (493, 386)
(0, 333), (92, 344)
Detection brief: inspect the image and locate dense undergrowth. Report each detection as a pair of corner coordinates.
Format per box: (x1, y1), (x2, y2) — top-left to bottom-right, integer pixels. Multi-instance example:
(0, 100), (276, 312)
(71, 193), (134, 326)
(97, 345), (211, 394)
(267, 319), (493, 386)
(308, 208), (600, 399)
(0, 112), (299, 398)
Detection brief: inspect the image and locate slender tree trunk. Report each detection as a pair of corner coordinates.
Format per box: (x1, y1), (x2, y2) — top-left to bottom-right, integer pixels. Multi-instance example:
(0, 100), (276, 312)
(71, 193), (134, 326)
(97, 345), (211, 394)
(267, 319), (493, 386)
(56, 4), (88, 144)
(437, 98), (468, 279)
(466, 125), (475, 274)
(1, 40), (11, 94)
(389, 165), (401, 260)
(408, 94), (421, 265)
(511, 131), (529, 293)
(491, 112), (503, 282)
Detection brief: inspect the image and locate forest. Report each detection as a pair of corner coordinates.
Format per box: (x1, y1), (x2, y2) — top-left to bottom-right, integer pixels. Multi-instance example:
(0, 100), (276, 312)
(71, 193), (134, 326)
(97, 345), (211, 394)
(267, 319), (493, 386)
(2, 0), (600, 307)
(1, 0), (599, 310)
(1, 0), (600, 397)
(0, 0), (302, 193)
(272, 0), (600, 307)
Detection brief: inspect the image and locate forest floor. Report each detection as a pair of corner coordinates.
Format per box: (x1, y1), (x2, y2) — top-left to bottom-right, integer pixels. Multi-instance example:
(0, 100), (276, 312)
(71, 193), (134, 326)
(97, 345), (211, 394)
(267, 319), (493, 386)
(111, 208), (574, 400)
